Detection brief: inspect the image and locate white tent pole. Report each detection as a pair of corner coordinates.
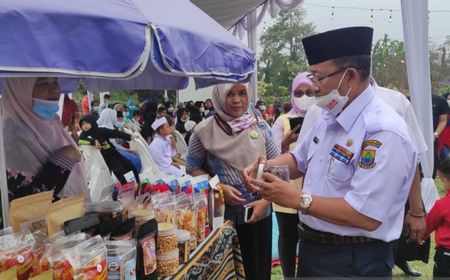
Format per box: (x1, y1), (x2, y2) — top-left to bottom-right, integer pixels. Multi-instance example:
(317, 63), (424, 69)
(401, 0), (438, 211)
(247, 9), (258, 105)
(0, 97), (10, 227)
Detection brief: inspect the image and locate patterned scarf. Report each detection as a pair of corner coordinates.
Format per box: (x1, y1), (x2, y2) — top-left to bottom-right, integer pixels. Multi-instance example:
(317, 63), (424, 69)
(227, 113), (257, 134)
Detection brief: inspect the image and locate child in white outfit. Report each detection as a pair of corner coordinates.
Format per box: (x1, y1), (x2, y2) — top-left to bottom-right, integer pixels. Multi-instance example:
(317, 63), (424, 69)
(148, 116), (185, 176)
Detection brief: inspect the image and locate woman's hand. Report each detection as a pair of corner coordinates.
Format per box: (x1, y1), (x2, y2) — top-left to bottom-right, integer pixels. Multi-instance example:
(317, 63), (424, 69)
(219, 183), (245, 206)
(57, 145), (81, 162)
(281, 125), (300, 152)
(244, 199), (270, 223)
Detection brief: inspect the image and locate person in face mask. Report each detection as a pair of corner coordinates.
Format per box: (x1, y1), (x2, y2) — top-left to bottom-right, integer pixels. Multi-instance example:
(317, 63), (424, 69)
(195, 101), (206, 119)
(2, 77), (90, 202)
(243, 27), (418, 278)
(270, 72), (315, 278)
(255, 100), (267, 121)
(175, 108), (190, 135)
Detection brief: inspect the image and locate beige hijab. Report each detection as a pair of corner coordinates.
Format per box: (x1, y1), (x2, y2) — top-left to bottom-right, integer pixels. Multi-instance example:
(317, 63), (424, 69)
(194, 83), (266, 170)
(2, 77), (89, 199)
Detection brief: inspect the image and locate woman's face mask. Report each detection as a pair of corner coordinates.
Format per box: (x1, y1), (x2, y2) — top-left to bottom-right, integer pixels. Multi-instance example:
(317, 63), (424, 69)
(32, 98), (60, 120)
(293, 96), (315, 111)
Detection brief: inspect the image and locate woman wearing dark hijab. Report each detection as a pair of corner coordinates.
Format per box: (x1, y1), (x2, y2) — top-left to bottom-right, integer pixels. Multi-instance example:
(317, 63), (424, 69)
(141, 100), (158, 142)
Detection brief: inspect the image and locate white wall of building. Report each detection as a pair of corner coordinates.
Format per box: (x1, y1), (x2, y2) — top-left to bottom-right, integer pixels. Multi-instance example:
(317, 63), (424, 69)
(178, 78), (214, 103)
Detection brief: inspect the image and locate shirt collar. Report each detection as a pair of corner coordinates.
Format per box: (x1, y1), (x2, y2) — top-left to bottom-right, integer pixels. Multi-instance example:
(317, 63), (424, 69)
(155, 134), (171, 142)
(335, 84), (374, 132)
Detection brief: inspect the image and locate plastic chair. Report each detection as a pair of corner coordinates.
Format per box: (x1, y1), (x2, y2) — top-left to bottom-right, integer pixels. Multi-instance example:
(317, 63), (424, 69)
(129, 133), (161, 176)
(174, 130), (189, 159)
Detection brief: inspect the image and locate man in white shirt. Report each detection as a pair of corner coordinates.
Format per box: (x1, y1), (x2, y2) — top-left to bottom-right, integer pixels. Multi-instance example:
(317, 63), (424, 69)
(244, 26), (417, 277)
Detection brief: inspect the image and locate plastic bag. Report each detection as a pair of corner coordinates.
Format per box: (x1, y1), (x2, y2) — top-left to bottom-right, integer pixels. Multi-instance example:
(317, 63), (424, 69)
(53, 235), (107, 280)
(105, 240), (136, 280)
(176, 193), (197, 242)
(153, 192), (176, 224)
(194, 192), (209, 242)
(86, 146), (115, 202)
(0, 227), (35, 280)
(29, 230), (51, 277)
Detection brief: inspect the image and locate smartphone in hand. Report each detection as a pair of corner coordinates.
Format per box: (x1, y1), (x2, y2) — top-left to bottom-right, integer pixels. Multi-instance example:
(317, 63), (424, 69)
(244, 207), (254, 223)
(289, 116), (304, 134)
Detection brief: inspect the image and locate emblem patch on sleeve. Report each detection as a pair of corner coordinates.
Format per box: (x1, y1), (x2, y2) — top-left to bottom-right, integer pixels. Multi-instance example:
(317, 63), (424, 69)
(359, 140), (382, 169)
(360, 149), (376, 168)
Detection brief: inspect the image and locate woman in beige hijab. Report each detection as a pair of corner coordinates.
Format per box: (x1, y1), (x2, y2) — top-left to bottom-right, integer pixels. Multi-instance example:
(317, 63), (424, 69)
(186, 83), (279, 280)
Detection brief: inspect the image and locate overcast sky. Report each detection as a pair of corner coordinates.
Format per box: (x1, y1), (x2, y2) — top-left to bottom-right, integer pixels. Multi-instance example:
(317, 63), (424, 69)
(259, 0), (449, 49)
(181, 0), (449, 101)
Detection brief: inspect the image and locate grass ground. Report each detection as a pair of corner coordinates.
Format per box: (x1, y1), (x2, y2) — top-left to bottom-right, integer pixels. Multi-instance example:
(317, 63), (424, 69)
(271, 178), (447, 279)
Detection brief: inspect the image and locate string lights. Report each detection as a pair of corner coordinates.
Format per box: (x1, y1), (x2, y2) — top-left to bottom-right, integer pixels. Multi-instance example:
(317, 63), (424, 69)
(303, 3), (450, 24)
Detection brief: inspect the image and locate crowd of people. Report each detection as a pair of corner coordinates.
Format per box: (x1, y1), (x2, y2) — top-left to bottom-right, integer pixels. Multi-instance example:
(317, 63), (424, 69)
(2, 25), (450, 279)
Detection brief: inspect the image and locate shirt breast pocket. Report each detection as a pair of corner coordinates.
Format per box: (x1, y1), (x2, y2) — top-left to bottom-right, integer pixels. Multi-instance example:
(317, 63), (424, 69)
(326, 157), (354, 183)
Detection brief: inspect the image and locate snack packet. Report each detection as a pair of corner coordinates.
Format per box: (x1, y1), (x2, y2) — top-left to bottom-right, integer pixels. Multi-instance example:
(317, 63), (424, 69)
(9, 191), (53, 234)
(47, 196), (85, 237)
(0, 227), (35, 280)
(153, 192), (176, 224)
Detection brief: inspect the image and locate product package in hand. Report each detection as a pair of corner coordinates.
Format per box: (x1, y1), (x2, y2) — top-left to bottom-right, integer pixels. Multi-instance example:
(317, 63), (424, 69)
(265, 165), (290, 181)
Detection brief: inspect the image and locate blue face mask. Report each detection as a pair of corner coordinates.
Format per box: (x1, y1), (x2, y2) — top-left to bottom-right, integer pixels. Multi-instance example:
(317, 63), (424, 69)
(114, 121), (125, 128)
(32, 98), (59, 120)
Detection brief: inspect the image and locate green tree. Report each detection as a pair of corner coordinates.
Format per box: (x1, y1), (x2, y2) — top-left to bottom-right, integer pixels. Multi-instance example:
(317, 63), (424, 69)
(258, 8), (315, 104)
(371, 34), (408, 93)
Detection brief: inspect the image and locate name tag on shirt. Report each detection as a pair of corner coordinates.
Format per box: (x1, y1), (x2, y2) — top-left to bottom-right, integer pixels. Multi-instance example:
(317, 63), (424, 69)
(330, 144), (354, 165)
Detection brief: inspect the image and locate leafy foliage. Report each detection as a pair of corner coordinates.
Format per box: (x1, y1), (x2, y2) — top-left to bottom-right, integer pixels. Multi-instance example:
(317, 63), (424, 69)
(258, 8), (315, 104)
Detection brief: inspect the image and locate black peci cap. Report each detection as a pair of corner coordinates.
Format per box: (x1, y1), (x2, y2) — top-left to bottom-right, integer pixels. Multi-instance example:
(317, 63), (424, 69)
(302, 26), (373, 65)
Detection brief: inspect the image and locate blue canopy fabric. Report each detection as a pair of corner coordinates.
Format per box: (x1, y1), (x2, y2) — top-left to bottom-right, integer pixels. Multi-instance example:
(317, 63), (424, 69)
(0, 0), (255, 90)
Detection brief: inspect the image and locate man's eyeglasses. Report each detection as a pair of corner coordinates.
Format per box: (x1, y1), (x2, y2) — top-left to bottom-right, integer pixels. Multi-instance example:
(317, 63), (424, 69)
(307, 68), (347, 85)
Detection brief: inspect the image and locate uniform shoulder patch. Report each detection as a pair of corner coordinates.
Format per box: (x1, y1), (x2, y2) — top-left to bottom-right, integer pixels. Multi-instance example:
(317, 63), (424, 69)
(362, 140), (382, 149)
(359, 149), (376, 169)
(359, 140), (382, 169)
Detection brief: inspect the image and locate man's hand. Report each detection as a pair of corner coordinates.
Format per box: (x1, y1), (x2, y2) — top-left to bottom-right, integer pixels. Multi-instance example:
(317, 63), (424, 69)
(242, 157), (266, 192)
(219, 183), (246, 206)
(245, 199), (271, 223)
(405, 214), (426, 244)
(250, 172), (299, 209)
